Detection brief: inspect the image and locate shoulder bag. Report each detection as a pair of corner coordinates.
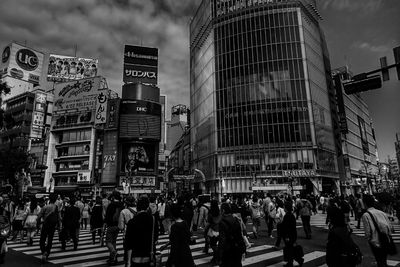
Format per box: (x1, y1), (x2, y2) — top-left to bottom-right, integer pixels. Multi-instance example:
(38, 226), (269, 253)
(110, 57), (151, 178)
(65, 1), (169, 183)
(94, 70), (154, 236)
(367, 211), (397, 255)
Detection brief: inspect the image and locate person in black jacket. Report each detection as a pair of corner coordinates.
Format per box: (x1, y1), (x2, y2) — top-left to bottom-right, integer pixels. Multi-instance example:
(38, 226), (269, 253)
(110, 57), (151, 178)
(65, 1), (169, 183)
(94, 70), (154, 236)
(166, 203), (195, 267)
(105, 191), (124, 265)
(281, 201), (304, 267)
(218, 203), (244, 267)
(125, 195), (158, 267)
(60, 197), (81, 251)
(326, 205), (360, 267)
(90, 196), (103, 244)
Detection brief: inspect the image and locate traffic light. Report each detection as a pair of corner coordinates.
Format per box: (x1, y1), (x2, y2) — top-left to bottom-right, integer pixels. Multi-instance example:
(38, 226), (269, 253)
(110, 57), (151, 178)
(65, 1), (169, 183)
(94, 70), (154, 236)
(343, 74), (382, 95)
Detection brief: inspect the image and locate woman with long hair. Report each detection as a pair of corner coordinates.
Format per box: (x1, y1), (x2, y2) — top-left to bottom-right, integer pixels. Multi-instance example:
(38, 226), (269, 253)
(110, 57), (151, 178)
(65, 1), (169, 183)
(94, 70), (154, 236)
(81, 200), (90, 230)
(24, 197), (41, 246)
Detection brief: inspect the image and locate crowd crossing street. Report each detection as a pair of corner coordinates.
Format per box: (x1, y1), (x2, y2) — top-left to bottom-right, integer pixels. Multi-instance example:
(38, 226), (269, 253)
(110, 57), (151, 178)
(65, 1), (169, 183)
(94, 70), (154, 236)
(5, 213), (400, 267)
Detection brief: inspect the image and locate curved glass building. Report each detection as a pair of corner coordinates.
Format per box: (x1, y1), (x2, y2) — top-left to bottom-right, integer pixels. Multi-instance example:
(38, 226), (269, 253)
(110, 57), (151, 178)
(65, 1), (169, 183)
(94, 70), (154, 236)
(190, 0), (339, 195)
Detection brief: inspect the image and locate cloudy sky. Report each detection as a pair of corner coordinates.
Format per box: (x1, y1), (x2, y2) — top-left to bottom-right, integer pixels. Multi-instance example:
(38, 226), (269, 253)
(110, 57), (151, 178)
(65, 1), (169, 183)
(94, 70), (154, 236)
(0, 0), (399, 160)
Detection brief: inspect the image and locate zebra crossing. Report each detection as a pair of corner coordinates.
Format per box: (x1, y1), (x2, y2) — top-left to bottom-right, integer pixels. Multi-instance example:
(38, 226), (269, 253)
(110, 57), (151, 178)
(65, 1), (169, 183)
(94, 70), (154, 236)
(308, 213), (400, 244)
(7, 223), (400, 266)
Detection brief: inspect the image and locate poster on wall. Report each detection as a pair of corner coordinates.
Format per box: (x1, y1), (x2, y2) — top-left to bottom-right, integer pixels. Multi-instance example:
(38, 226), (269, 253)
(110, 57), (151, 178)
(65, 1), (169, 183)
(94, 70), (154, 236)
(53, 77), (101, 112)
(0, 42), (44, 85)
(120, 143), (156, 174)
(95, 90), (108, 124)
(47, 54), (99, 82)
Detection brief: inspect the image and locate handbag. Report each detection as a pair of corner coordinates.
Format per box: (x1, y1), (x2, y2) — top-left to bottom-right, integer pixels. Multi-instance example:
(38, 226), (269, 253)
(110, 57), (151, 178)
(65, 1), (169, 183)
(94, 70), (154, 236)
(150, 215), (162, 267)
(367, 212), (397, 255)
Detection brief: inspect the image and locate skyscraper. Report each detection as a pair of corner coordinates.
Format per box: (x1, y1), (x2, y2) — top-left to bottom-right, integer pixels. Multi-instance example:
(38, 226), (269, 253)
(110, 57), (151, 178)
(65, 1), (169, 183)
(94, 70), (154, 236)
(190, 0), (338, 195)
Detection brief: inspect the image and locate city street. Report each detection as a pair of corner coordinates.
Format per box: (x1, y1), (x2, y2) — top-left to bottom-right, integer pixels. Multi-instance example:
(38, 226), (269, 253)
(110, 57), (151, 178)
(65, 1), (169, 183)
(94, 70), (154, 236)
(5, 212), (400, 267)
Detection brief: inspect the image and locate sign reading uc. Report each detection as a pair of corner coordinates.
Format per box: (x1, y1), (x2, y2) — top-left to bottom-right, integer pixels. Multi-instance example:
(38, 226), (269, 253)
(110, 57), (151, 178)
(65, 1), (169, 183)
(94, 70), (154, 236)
(16, 49), (38, 71)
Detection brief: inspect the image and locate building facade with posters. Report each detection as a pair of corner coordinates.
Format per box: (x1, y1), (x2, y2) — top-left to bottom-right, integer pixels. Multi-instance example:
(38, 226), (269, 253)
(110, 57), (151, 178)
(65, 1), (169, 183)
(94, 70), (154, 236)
(44, 77), (108, 195)
(190, 0), (339, 195)
(332, 67), (378, 194)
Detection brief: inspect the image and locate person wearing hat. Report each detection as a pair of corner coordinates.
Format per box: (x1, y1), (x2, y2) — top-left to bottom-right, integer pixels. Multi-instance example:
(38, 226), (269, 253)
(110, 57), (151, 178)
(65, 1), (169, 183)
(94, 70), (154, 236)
(105, 191), (124, 265)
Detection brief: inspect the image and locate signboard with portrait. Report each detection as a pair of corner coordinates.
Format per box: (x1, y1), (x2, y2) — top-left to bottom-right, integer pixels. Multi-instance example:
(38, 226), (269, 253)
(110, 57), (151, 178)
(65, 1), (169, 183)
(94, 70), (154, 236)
(77, 170), (91, 184)
(95, 90), (108, 124)
(53, 77), (101, 113)
(0, 42), (44, 85)
(47, 54), (98, 82)
(123, 45), (158, 85)
(120, 143), (157, 174)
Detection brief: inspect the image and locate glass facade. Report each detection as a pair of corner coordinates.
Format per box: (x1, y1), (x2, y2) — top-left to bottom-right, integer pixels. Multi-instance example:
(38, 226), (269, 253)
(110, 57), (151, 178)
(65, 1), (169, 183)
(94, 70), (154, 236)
(190, 0), (338, 194)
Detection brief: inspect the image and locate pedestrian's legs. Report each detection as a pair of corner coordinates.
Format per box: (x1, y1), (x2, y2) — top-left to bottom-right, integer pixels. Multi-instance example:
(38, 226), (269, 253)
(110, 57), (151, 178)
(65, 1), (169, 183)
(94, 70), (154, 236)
(203, 224), (210, 253)
(39, 226), (48, 254)
(370, 245), (388, 267)
(301, 216), (311, 238)
(274, 224), (281, 247)
(46, 226), (56, 257)
(210, 236), (219, 263)
(92, 229), (96, 244)
(106, 226), (119, 263)
(268, 217), (274, 237)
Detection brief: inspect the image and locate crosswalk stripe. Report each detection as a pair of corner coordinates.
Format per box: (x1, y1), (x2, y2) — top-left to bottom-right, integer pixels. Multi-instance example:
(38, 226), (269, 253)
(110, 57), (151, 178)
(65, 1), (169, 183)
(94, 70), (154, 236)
(270, 251), (325, 267)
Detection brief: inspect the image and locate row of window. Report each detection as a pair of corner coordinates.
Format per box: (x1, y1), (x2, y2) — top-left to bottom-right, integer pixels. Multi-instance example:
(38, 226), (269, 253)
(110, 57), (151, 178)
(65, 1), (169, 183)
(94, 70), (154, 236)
(57, 144), (91, 157)
(59, 129), (92, 143)
(56, 160), (89, 172)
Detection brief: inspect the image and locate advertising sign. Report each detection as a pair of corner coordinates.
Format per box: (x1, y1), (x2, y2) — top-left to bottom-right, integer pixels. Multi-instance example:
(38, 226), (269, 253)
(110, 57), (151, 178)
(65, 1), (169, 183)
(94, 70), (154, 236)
(53, 77), (101, 113)
(123, 45), (158, 85)
(106, 99), (120, 129)
(283, 169), (316, 177)
(120, 143), (156, 174)
(0, 43), (44, 85)
(77, 171), (91, 183)
(47, 54), (98, 82)
(34, 92), (47, 112)
(358, 116), (369, 155)
(119, 100), (161, 140)
(120, 176), (156, 187)
(95, 90), (108, 124)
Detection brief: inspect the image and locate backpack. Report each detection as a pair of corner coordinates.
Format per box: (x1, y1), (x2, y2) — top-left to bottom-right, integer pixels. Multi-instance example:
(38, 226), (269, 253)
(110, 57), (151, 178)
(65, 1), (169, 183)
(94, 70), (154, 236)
(112, 206), (122, 223)
(44, 205), (59, 227)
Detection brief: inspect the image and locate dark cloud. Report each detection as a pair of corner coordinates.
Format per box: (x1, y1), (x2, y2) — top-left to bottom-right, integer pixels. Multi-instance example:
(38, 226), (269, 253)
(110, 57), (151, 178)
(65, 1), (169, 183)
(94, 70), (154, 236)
(0, 0), (198, 117)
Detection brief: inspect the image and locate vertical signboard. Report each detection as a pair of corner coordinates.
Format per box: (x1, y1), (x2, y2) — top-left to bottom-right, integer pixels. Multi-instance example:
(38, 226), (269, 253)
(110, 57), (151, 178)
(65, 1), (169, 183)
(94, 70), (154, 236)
(123, 45), (158, 85)
(0, 43), (44, 85)
(95, 90), (108, 124)
(31, 92), (47, 139)
(106, 98), (120, 129)
(101, 131), (119, 184)
(358, 116), (369, 155)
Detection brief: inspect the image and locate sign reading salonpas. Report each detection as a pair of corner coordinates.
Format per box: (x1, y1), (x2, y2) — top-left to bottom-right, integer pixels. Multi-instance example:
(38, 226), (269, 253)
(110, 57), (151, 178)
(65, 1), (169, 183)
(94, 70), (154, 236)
(123, 45), (158, 85)
(47, 54), (98, 82)
(0, 43), (44, 85)
(53, 77), (101, 112)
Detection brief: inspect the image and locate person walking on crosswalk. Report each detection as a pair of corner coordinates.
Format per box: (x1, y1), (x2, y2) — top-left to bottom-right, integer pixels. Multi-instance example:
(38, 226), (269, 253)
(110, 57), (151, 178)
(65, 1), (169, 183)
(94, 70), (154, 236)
(250, 196), (262, 239)
(37, 193), (61, 264)
(104, 191), (124, 265)
(299, 198), (312, 239)
(89, 196), (103, 245)
(124, 195), (158, 267)
(362, 194), (395, 267)
(60, 197), (81, 251)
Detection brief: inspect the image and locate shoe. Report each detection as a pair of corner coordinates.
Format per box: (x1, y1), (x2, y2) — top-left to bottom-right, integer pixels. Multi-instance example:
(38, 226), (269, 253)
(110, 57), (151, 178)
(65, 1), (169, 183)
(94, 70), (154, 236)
(273, 246), (280, 250)
(41, 252), (48, 264)
(297, 258), (304, 267)
(202, 248), (209, 254)
(269, 235), (274, 238)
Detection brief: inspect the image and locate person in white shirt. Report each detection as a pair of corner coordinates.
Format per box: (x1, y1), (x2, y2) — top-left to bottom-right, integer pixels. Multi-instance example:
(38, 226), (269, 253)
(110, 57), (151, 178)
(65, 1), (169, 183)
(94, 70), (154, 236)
(273, 199), (286, 249)
(362, 194), (395, 267)
(157, 197), (166, 234)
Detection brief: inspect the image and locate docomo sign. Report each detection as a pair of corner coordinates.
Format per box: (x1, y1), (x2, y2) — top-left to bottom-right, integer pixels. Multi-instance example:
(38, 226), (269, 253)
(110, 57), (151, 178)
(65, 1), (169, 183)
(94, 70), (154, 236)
(16, 49), (39, 71)
(125, 69), (156, 79)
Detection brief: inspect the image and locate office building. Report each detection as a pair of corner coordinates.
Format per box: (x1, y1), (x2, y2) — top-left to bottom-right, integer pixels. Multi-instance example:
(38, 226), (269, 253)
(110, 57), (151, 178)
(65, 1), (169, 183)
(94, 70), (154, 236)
(332, 67), (379, 194)
(190, 0), (339, 195)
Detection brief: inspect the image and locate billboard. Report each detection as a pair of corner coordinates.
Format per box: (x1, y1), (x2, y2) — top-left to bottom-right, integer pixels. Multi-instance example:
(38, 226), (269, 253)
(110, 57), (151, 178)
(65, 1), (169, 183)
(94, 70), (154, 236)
(47, 54), (98, 82)
(95, 90), (108, 124)
(358, 116), (369, 155)
(0, 43), (44, 85)
(53, 77), (101, 113)
(30, 91), (47, 139)
(120, 143), (157, 174)
(120, 176), (156, 187)
(119, 100), (161, 140)
(123, 45), (158, 85)
(77, 170), (91, 184)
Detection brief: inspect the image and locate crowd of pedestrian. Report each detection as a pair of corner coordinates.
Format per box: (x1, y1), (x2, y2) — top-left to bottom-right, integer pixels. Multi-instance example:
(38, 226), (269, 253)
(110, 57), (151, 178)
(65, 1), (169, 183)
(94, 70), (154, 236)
(0, 190), (398, 267)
